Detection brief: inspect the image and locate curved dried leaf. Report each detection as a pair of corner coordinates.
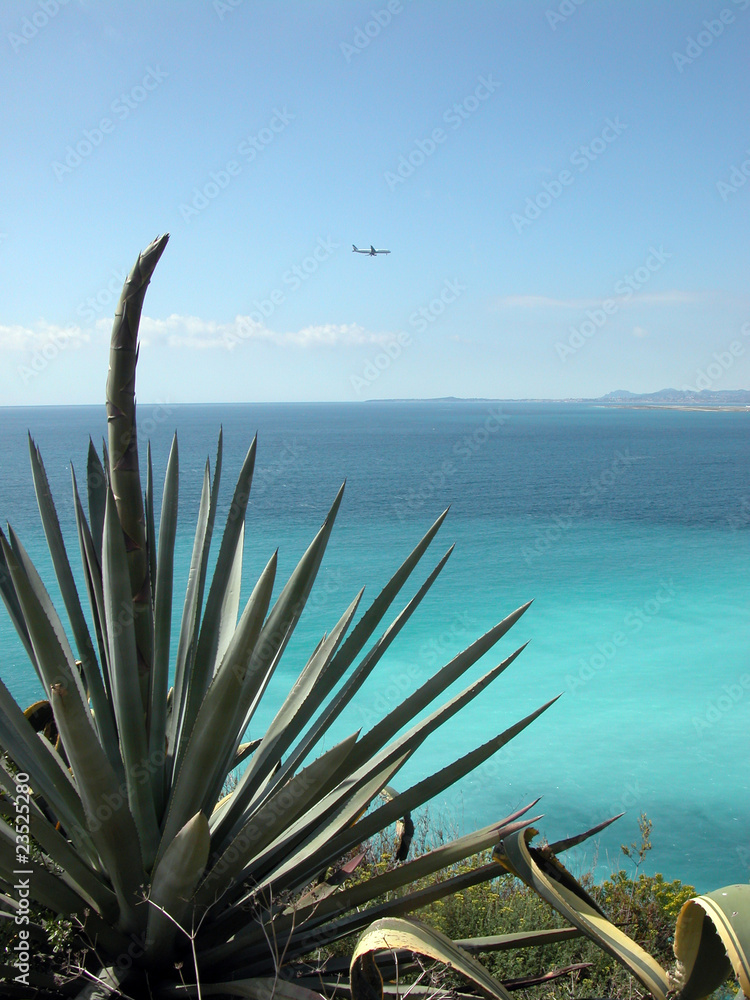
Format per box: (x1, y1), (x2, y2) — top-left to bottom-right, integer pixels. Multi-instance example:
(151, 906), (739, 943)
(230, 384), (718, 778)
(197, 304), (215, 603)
(351, 916), (514, 1000)
(496, 827), (669, 1000)
(674, 884), (750, 1000)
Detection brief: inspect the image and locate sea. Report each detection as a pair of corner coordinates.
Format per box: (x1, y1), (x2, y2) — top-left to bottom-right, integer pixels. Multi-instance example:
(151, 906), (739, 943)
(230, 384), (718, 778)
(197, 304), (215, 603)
(1, 400), (748, 894)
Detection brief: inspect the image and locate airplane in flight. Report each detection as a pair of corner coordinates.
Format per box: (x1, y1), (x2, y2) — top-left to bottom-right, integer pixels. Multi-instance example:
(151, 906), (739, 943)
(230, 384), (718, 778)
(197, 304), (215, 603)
(352, 244), (391, 255)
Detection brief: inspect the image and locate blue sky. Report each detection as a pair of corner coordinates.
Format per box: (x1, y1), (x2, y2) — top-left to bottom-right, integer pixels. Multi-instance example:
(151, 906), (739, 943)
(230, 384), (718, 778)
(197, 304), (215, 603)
(1, 0), (749, 404)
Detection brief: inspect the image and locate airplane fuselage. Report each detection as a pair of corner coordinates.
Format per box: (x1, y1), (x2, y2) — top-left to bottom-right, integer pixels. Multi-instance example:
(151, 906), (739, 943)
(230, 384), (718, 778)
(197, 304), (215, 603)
(353, 245), (390, 255)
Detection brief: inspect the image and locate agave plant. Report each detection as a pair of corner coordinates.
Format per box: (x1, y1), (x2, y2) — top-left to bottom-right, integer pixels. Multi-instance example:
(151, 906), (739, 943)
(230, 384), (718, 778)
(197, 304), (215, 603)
(0, 235), (747, 1000)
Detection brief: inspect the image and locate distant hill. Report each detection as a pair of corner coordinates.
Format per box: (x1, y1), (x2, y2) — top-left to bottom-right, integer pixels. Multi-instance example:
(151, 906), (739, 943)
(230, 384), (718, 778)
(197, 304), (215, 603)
(599, 389), (638, 399)
(596, 388), (750, 405)
(364, 389), (750, 405)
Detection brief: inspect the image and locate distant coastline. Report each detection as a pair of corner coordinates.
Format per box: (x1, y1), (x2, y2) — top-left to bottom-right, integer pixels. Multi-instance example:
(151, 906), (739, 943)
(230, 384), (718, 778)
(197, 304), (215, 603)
(600, 404), (749, 412)
(365, 399), (750, 411)
(365, 388), (750, 410)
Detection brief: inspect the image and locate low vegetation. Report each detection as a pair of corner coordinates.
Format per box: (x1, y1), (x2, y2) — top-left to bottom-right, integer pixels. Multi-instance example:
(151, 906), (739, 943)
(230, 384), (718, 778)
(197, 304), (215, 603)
(305, 811), (708, 1000)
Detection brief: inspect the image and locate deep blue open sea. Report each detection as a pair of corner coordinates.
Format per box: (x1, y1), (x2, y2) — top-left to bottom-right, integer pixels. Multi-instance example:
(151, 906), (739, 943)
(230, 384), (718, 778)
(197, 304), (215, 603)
(1, 401), (748, 892)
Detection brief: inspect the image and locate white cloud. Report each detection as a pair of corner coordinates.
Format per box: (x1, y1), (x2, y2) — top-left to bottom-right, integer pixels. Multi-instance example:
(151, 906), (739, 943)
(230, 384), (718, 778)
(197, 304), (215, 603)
(124, 314), (395, 351)
(633, 326), (649, 338)
(0, 320), (89, 352)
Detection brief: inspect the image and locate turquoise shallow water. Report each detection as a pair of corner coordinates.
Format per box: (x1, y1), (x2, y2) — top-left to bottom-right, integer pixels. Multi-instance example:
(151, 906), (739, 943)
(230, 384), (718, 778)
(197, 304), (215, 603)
(0, 401), (748, 891)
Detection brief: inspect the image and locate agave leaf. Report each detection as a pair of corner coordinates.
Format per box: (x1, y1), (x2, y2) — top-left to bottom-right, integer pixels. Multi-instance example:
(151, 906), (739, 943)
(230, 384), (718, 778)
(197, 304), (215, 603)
(313, 829), (535, 948)
(170, 427), (223, 777)
(250, 481), (345, 675)
(145, 441), (157, 621)
(71, 470), (121, 755)
(320, 644), (530, 824)
(72, 467), (107, 638)
(281, 697), (557, 900)
(0, 763), (118, 922)
(228, 632), (291, 776)
(289, 851), (366, 913)
(186, 428), (224, 687)
(4, 525), (87, 697)
(156, 551), (277, 867)
(102, 487), (160, 867)
(227, 632), (525, 870)
(279, 545), (454, 785)
(196, 733), (360, 911)
(185, 437), (257, 733)
(199, 756), (410, 969)
(214, 520), (244, 673)
(0, 802), (106, 921)
(106, 235), (169, 718)
(150, 432), (179, 815)
(673, 884), (750, 1000)
(27, 437), (120, 769)
(191, 690), (552, 962)
(495, 827), (669, 1000)
(320, 508), (451, 700)
(305, 811), (537, 932)
(351, 916), (515, 1000)
(233, 738), (261, 768)
(169, 456), (213, 765)
(0, 817), (89, 915)
(0, 528), (114, 857)
(145, 811), (210, 963)
(231, 588), (363, 816)
(545, 812), (624, 855)
(353, 962), (591, 996)
(0, 817), (136, 957)
(0, 682), (90, 853)
(260, 815), (541, 971)
(50, 682), (148, 934)
(0, 527), (36, 678)
(213, 732), (389, 899)
(345, 603), (532, 777)
(220, 743), (418, 905)
(212, 484), (346, 845)
(86, 437), (107, 564)
(456, 926), (583, 953)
